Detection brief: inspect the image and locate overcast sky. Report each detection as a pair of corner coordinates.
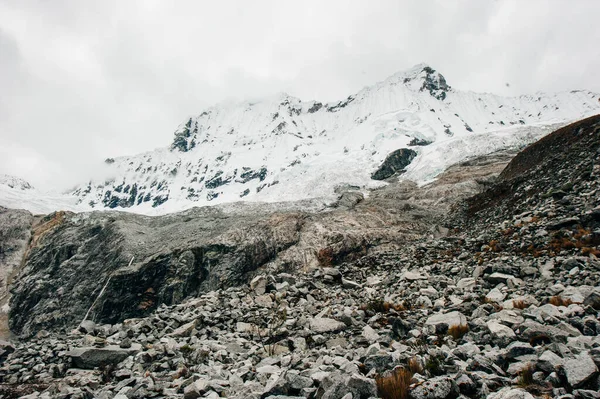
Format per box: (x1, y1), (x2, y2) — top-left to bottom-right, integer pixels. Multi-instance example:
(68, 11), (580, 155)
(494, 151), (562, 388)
(1, 0), (599, 191)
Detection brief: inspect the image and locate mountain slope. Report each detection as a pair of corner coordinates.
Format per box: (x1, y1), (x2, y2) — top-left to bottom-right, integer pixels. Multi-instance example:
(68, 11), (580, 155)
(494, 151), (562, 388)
(71, 64), (599, 214)
(3, 64), (599, 215)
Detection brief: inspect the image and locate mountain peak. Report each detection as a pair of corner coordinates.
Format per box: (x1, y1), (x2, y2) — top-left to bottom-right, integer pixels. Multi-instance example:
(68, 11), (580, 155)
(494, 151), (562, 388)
(381, 63), (450, 100)
(0, 174), (33, 191)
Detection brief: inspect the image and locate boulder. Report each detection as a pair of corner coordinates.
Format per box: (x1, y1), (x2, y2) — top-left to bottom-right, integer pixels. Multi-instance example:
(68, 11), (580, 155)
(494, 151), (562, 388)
(309, 318), (346, 333)
(183, 379), (210, 399)
(563, 352), (599, 388)
(66, 344), (142, 369)
(488, 388), (534, 399)
(486, 320), (515, 345)
(410, 376), (459, 399)
(426, 311), (467, 329)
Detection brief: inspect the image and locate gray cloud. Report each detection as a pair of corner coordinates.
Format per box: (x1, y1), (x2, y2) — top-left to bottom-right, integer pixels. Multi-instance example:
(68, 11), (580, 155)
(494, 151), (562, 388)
(0, 0), (599, 190)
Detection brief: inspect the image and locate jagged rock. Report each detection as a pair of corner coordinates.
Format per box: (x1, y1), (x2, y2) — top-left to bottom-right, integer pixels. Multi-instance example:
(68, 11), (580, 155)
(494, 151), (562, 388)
(563, 352), (599, 388)
(487, 388), (534, 399)
(371, 148), (417, 180)
(78, 320), (96, 334)
(66, 344), (142, 369)
(9, 207), (304, 336)
(183, 379), (210, 399)
(251, 276), (268, 295)
(168, 320), (197, 337)
(409, 376), (459, 399)
(505, 342), (534, 359)
(320, 372), (377, 399)
(362, 325), (380, 343)
(309, 318), (346, 333)
(425, 311), (467, 329)
(486, 320), (515, 344)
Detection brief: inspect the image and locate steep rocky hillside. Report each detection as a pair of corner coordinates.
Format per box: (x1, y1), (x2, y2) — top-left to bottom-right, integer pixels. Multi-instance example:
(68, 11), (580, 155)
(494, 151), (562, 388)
(0, 116), (599, 398)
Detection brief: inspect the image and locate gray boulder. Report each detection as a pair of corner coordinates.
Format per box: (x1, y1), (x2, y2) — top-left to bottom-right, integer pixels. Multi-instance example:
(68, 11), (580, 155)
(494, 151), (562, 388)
(66, 343), (142, 369)
(563, 352), (599, 388)
(409, 376), (458, 399)
(487, 388), (534, 399)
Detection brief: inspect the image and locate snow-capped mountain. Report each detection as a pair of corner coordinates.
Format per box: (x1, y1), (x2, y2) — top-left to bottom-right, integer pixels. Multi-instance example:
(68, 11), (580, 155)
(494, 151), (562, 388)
(0, 175), (33, 191)
(5, 64), (600, 215)
(0, 175), (81, 215)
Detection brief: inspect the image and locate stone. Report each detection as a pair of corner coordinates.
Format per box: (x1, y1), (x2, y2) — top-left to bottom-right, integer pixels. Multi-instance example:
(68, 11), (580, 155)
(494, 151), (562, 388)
(309, 318), (346, 333)
(505, 342), (534, 359)
(485, 273), (514, 284)
(403, 271), (427, 281)
(486, 320), (515, 344)
(255, 294), (274, 307)
(322, 267), (342, 280)
(489, 309), (524, 326)
(362, 325), (380, 343)
(409, 376), (458, 399)
(236, 322), (256, 333)
(326, 337), (349, 349)
(538, 350), (563, 372)
(341, 278), (361, 289)
(320, 372), (376, 399)
(486, 288), (507, 302)
(364, 354), (394, 373)
(425, 311), (467, 329)
(487, 388), (535, 399)
(250, 275), (268, 295)
(168, 320), (197, 337)
(78, 320), (96, 334)
(66, 344), (142, 369)
(456, 374), (476, 395)
(563, 352), (598, 388)
(457, 278), (476, 290)
(183, 378), (210, 399)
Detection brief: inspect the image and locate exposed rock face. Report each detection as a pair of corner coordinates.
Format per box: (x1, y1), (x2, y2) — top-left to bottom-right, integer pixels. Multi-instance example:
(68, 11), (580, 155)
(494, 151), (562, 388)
(9, 207), (305, 336)
(371, 148), (418, 180)
(0, 207), (34, 339)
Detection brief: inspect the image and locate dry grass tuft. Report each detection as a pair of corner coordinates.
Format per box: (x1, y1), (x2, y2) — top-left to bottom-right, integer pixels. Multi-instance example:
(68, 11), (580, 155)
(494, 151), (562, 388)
(316, 247), (334, 266)
(548, 296), (573, 307)
(362, 299), (406, 314)
(517, 363), (535, 387)
(447, 324), (469, 340)
(376, 367), (414, 399)
(512, 299), (528, 309)
(407, 357), (423, 375)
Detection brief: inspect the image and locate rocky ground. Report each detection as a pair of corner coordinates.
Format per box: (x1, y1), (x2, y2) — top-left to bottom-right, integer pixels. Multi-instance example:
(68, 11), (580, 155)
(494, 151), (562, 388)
(0, 115), (599, 398)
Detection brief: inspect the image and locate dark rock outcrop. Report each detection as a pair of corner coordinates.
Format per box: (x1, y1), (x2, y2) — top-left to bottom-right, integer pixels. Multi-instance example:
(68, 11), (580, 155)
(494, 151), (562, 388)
(9, 207), (304, 336)
(0, 207), (34, 339)
(463, 114), (600, 222)
(371, 148), (418, 180)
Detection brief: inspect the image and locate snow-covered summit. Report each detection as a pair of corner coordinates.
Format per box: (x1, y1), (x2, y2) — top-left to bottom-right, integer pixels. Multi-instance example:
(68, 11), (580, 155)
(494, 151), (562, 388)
(0, 175), (33, 191)
(4, 64), (600, 215)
